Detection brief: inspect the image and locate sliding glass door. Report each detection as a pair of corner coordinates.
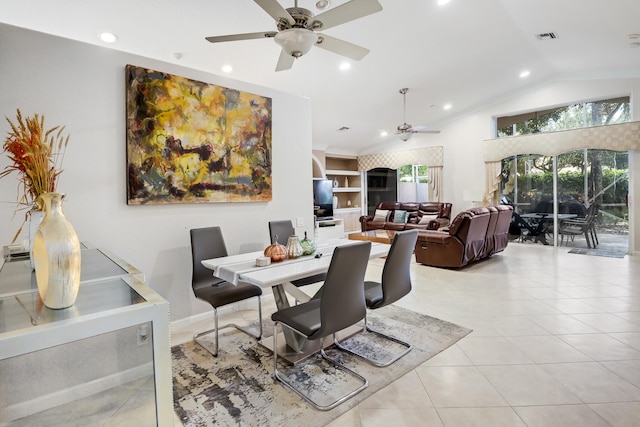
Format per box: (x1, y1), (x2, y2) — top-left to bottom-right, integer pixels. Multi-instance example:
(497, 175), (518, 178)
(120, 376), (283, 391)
(501, 150), (628, 252)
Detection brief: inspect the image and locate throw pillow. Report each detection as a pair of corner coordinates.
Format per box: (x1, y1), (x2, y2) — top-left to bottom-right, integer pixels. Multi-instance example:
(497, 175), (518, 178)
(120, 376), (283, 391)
(418, 213), (438, 225)
(373, 209), (389, 222)
(393, 210), (408, 223)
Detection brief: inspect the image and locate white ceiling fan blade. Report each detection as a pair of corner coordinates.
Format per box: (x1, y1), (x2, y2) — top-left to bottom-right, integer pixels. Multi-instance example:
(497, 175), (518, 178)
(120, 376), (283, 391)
(206, 31), (277, 43)
(315, 34), (369, 61)
(254, 0), (295, 25)
(275, 50), (295, 72)
(412, 125), (441, 134)
(313, 0), (382, 31)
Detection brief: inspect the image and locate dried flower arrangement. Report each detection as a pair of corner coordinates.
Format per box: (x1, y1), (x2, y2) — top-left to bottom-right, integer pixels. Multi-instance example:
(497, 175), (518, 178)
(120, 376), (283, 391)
(2, 109), (69, 241)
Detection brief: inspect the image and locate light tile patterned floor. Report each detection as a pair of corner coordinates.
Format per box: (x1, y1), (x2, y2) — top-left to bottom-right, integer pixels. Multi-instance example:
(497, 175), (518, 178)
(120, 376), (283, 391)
(172, 243), (640, 427)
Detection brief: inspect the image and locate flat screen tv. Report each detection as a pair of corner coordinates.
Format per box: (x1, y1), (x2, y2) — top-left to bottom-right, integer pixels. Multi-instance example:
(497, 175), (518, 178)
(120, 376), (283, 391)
(313, 179), (334, 220)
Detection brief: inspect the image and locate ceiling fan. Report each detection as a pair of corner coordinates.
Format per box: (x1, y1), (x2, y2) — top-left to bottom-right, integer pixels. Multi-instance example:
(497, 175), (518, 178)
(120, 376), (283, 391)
(205, 0), (382, 71)
(395, 88), (440, 141)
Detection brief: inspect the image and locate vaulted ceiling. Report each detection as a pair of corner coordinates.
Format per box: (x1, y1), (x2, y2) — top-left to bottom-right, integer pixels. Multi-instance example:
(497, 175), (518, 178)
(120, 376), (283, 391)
(2, 0), (640, 153)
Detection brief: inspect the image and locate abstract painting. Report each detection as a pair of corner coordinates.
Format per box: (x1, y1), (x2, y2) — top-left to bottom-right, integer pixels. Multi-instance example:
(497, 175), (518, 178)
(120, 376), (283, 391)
(125, 64), (272, 205)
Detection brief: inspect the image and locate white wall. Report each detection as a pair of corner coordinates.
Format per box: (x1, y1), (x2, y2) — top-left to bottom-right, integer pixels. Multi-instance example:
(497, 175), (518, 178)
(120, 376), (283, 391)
(0, 24), (315, 321)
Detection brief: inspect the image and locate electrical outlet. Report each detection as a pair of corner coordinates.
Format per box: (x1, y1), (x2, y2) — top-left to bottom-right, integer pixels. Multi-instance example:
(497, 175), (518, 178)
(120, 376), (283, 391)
(296, 217), (304, 227)
(137, 324), (149, 345)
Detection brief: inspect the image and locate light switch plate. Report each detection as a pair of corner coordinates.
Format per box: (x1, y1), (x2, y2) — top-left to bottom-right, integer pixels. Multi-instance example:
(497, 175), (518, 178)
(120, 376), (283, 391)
(296, 217), (304, 227)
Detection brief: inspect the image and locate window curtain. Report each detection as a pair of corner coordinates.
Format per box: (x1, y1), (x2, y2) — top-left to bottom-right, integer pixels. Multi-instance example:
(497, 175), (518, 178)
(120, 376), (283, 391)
(428, 166), (442, 202)
(357, 146), (444, 201)
(482, 121), (640, 203)
(484, 162), (501, 205)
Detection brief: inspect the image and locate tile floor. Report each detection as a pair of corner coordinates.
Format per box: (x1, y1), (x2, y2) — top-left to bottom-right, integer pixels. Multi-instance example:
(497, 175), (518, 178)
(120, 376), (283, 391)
(171, 243), (640, 427)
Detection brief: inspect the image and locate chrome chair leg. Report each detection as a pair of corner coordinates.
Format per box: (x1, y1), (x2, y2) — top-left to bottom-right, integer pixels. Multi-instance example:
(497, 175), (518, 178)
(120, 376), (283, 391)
(194, 295), (262, 357)
(272, 322), (368, 411)
(332, 314), (412, 367)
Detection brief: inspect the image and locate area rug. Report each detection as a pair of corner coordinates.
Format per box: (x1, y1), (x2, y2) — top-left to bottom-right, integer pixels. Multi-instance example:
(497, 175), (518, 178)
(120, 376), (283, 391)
(568, 248), (626, 258)
(172, 305), (471, 427)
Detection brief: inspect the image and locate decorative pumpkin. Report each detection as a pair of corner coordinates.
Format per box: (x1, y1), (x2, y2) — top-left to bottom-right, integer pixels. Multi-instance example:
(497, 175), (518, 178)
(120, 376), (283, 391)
(300, 231), (316, 255)
(264, 235), (287, 262)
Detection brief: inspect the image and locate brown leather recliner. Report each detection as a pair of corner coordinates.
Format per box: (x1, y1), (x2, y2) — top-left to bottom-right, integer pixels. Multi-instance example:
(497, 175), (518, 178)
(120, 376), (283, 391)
(482, 206), (500, 257)
(491, 205), (513, 255)
(414, 205), (513, 268)
(360, 202), (452, 232)
(480, 205), (514, 257)
(414, 207), (492, 268)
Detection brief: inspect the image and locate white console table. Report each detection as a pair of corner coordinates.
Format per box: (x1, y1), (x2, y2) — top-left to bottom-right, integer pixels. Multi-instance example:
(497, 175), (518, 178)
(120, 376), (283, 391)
(314, 218), (345, 242)
(0, 247), (173, 426)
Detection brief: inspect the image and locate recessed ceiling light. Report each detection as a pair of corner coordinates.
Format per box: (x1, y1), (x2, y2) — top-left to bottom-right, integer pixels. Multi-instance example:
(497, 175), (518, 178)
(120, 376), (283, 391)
(443, 104), (452, 110)
(316, 0), (331, 9)
(339, 62), (351, 71)
(222, 64), (233, 73)
(100, 32), (118, 43)
(519, 70), (531, 78)
(438, 0), (450, 5)
(380, 131), (388, 137)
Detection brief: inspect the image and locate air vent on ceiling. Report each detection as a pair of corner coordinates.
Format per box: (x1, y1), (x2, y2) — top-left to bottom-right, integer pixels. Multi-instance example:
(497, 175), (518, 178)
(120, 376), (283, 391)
(535, 32), (558, 40)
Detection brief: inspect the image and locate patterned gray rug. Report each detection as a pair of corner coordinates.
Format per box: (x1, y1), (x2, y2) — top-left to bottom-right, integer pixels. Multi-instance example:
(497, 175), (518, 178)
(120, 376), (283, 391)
(172, 305), (472, 427)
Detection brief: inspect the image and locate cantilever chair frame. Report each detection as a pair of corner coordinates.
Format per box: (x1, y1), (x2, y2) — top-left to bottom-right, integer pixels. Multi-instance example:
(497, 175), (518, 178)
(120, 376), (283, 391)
(193, 287), (263, 357)
(272, 323), (368, 411)
(191, 227), (263, 357)
(332, 229), (418, 367)
(271, 241), (371, 411)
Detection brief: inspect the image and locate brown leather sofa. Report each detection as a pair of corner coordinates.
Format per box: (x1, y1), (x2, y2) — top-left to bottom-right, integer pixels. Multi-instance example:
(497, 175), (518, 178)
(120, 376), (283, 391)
(414, 205), (513, 268)
(360, 202), (452, 232)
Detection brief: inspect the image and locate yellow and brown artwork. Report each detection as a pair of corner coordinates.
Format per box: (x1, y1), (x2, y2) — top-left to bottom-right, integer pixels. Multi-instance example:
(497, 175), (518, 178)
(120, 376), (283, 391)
(125, 64), (272, 204)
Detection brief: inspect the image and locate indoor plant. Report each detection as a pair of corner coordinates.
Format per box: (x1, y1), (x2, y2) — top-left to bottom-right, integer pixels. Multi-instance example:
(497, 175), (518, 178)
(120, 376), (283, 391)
(2, 109), (81, 308)
(1, 109), (69, 242)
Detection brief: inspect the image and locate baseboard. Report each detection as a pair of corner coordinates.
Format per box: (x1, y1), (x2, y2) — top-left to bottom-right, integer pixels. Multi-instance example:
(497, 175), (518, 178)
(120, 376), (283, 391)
(2, 363), (153, 423)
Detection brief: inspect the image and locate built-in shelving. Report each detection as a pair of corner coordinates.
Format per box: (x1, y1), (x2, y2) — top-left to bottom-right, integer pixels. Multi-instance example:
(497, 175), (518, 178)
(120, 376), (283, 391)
(324, 155), (364, 232)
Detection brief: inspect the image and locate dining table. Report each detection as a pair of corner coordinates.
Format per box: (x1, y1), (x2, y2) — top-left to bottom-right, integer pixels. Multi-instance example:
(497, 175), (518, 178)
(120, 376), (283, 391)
(201, 238), (390, 363)
(519, 213), (577, 244)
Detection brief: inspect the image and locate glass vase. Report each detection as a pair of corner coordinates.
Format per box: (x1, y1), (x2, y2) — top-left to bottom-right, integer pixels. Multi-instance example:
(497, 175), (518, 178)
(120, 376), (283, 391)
(286, 235), (303, 259)
(32, 192), (82, 309)
(300, 231), (317, 255)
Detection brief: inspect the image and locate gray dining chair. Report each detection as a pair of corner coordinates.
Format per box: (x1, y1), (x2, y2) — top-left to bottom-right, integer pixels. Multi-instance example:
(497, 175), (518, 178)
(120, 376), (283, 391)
(268, 219), (326, 287)
(333, 229), (418, 367)
(271, 241), (372, 410)
(190, 226), (262, 357)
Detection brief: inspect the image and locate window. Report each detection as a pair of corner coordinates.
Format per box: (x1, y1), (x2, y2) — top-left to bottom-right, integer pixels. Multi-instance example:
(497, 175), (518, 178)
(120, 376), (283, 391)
(398, 165), (429, 202)
(496, 97), (630, 137)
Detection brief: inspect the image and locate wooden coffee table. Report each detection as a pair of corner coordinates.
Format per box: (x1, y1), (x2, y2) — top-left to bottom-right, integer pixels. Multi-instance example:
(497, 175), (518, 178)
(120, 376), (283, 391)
(348, 230), (396, 244)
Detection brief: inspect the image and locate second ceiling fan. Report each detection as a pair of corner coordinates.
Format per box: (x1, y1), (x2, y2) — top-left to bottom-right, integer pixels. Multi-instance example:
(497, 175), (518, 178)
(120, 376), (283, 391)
(205, 0), (383, 71)
(395, 88), (440, 141)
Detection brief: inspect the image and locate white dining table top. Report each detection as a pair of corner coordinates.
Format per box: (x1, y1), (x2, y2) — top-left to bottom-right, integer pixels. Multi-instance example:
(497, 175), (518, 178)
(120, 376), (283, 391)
(202, 238), (389, 288)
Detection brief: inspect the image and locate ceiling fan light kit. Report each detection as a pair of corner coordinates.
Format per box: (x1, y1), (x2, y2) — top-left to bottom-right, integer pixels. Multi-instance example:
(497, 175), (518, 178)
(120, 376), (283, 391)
(205, 0), (383, 71)
(398, 132), (412, 142)
(274, 28), (318, 58)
